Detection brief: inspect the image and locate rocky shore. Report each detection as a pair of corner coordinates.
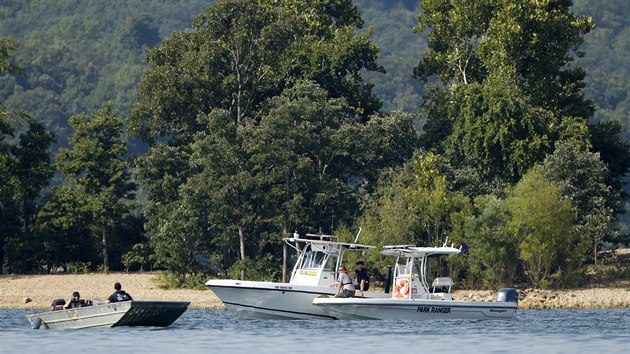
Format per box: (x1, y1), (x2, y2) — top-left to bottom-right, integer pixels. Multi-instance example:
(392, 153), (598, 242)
(1, 272), (628, 310)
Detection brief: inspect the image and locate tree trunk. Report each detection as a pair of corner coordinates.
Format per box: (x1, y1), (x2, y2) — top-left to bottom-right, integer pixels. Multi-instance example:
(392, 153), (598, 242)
(239, 226), (245, 280)
(283, 240), (288, 283)
(102, 220), (109, 273)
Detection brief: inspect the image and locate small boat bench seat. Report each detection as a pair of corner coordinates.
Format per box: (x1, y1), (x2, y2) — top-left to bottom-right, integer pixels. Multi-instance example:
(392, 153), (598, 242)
(432, 277), (454, 287)
(429, 277), (454, 299)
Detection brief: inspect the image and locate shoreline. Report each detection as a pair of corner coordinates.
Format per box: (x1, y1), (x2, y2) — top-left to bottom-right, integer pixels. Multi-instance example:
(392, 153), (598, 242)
(1, 272), (628, 310)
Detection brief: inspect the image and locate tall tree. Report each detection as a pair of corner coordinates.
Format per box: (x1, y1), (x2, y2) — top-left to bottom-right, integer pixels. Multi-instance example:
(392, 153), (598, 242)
(244, 80), (363, 235)
(450, 195), (518, 289)
(543, 141), (616, 264)
(130, 0), (385, 273)
(415, 0), (595, 184)
(0, 37), (22, 273)
(11, 120), (55, 240)
(506, 165), (576, 288)
(56, 104), (135, 270)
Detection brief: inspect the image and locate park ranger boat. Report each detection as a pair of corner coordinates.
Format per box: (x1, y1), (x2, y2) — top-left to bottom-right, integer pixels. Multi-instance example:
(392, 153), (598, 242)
(312, 241), (518, 320)
(205, 232), (387, 319)
(27, 300), (190, 329)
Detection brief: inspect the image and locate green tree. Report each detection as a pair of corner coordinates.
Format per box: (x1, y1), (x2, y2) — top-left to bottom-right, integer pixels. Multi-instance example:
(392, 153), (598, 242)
(415, 0), (595, 184)
(56, 104), (135, 270)
(130, 0), (386, 274)
(543, 141), (616, 264)
(589, 121), (630, 207)
(0, 37), (20, 75)
(506, 165), (576, 288)
(450, 195), (518, 289)
(356, 152), (467, 271)
(0, 106), (19, 273)
(34, 185), (97, 269)
(244, 81), (363, 235)
(11, 120), (55, 240)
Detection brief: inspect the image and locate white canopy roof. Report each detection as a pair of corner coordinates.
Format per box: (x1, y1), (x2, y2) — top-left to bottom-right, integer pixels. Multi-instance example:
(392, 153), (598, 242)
(380, 245), (462, 257)
(283, 233), (375, 251)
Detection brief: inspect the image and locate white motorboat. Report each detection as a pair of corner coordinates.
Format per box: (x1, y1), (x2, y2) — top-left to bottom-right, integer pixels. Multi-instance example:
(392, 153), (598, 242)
(205, 232), (387, 319)
(27, 300), (190, 329)
(312, 241), (518, 320)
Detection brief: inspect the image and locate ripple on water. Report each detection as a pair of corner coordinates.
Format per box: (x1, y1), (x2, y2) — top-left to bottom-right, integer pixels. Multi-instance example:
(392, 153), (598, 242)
(0, 308), (628, 354)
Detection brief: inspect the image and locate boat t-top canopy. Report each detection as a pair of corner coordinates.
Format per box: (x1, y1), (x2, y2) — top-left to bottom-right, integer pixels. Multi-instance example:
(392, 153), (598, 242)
(283, 233), (375, 251)
(282, 231), (374, 286)
(380, 244), (462, 257)
(380, 240), (462, 298)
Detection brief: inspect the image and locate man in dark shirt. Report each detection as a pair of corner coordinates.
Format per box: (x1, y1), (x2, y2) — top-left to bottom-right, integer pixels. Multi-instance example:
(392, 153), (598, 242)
(106, 282), (133, 303)
(65, 291), (85, 309)
(354, 261), (370, 296)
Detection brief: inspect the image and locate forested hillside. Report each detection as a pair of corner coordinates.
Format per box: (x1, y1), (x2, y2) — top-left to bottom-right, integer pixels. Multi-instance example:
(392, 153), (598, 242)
(3, 1), (628, 144)
(1, 0), (628, 288)
(0, 0), (208, 148)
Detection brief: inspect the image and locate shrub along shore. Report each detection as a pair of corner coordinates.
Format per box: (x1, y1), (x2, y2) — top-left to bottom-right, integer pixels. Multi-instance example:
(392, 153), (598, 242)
(1, 272), (628, 310)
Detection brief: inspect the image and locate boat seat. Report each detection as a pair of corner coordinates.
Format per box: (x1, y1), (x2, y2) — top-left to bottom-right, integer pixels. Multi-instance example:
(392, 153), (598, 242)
(432, 277), (454, 287)
(431, 277), (454, 293)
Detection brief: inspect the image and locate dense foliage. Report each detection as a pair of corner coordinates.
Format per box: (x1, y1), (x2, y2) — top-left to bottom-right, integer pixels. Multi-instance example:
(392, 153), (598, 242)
(0, 0), (628, 288)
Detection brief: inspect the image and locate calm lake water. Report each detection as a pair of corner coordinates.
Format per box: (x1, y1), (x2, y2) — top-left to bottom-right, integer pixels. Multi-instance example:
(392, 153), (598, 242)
(0, 308), (628, 353)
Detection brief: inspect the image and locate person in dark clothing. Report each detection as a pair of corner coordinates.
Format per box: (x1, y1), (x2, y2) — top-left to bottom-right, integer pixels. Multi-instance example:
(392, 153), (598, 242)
(354, 261), (370, 296)
(106, 282), (133, 303)
(65, 291), (85, 309)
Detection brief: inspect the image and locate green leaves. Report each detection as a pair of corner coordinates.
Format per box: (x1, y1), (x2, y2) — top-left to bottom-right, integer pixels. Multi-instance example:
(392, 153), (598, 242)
(56, 104), (135, 268)
(418, 0), (596, 186)
(506, 165), (576, 288)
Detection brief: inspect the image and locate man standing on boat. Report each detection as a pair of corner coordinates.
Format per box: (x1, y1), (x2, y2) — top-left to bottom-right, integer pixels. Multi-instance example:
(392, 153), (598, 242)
(334, 266), (356, 298)
(354, 261), (370, 297)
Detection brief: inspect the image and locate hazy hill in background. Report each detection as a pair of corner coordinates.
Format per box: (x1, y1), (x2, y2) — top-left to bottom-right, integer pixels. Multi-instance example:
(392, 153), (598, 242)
(2, 0), (628, 140)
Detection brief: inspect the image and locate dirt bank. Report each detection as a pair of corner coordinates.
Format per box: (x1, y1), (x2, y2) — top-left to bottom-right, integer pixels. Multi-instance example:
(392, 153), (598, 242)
(1, 272), (628, 310)
(0, 272), (223, 310)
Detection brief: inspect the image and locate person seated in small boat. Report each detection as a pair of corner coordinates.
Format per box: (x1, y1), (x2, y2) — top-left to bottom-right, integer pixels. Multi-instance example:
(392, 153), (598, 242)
(65, 291), (86, 309)
(334, 266), (356, 298)
(106, 282), (133, 303)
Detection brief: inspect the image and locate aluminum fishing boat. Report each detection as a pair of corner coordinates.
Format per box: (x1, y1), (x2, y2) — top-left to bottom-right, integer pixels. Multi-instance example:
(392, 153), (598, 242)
(312, 241), (518, 320)
(205, 232), (387, 319)
(27, 300), (190, 329)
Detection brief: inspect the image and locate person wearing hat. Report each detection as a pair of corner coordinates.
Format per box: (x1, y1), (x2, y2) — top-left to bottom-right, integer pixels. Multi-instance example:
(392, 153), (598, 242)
(65, 291), (85, 309)
(106, 282), (133, 303)
(354, 261), (370, 297)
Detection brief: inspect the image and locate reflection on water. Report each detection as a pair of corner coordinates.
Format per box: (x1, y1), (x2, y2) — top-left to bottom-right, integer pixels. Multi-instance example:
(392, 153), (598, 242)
(0, 308), (628, 353)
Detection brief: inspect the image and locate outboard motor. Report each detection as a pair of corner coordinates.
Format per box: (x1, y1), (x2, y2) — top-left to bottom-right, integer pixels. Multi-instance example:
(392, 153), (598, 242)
(31, 317), (43, 329)
(496, 288), (519, 305)
(50, 298), (66, 311)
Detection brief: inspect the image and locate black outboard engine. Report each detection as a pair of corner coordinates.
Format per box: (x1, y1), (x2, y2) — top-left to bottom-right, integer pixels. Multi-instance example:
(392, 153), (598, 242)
(496, 288), (518, 305)
(50, 298), (66, 311)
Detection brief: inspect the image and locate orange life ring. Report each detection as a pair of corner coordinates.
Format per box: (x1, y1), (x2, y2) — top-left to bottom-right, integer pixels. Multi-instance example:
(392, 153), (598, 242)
(394, 279), (410, 298)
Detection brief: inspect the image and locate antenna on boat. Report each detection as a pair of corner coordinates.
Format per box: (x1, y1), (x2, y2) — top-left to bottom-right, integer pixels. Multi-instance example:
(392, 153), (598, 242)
(353, 227), (363, 243)
(442, 236), (449, 247)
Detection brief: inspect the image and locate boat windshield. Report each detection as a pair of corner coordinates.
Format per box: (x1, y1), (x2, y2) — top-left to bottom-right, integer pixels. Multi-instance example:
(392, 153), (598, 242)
(301, 248), (327, 269)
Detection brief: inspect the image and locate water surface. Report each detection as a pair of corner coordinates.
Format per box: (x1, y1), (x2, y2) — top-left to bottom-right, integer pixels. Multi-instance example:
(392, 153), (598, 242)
(0, 308), (627, 353)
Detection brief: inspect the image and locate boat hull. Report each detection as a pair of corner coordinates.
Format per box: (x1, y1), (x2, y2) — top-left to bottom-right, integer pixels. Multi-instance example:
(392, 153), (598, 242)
(312, 297), (517, 320)
(206, 279), (386, 320)
(26, 301), (190, 329)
